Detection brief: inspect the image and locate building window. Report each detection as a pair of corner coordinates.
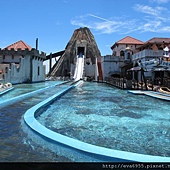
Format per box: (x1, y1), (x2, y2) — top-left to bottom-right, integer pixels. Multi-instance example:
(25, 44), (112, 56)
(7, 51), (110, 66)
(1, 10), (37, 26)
(3, 55), (5, 60)
(127, 52), (131, 59)
(38, 66), (40, 76)
(12, 55), (14, 60)
(5, 67), (8, 73)
(120, 50), (124, 57)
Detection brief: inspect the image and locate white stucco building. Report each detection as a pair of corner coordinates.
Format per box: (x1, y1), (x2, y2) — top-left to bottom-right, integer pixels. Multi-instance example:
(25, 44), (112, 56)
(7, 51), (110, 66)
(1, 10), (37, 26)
(0, 40), (46, 84)
(132, 37), (170, 80)
(102, 36), (144, 80)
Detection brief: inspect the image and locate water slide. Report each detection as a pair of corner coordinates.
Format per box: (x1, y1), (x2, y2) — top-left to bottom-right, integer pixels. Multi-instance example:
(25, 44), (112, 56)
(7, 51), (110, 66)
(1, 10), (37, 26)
(73, 54), (84, 81)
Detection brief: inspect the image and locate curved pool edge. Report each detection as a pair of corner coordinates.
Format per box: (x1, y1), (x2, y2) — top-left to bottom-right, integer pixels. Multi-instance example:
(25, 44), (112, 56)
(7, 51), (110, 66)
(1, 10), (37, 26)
(0, 87), (14, 96)
(0, 81), (68, 109)
(24, 81), (170, 162)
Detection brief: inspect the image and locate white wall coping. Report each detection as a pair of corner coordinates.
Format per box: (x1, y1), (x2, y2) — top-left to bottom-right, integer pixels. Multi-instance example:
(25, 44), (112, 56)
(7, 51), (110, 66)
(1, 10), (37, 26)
(0, 87), (14, 96)
(24, 81), (170, 162)
(0, 81), (67, 109)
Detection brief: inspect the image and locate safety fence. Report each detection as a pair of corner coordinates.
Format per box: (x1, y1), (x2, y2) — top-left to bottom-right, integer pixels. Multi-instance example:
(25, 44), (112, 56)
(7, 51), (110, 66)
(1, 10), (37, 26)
(104, 77), (170, 90)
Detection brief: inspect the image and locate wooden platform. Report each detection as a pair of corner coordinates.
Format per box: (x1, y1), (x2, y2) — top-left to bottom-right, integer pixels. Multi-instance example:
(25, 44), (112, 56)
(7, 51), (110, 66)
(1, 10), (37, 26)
(128, 90), (170, 101)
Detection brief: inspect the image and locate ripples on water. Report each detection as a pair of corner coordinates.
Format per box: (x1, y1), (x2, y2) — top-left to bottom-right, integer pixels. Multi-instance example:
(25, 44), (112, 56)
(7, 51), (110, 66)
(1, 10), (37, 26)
(0, 81), (77, 162)
(37, 82), (170, 157)
(1, 81), (169, 162)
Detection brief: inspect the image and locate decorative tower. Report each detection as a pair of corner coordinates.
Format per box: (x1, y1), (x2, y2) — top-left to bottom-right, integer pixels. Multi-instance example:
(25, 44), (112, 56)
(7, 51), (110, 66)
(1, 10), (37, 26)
(50, 27), (101, 81)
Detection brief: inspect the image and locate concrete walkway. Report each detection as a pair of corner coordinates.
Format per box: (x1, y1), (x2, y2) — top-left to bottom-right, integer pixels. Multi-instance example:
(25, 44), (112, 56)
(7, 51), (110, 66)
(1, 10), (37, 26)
(128, 90), (170, 101)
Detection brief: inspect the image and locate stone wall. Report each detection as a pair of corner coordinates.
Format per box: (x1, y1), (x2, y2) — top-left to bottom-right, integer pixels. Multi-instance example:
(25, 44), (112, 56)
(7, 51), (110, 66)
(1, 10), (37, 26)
(4, 57), (30, 84)
(50, 27), (101, 80)
(101, 55), (123, 80)
(32, 57), (46, 82)
(84, 65), (95, 77)
(0, 48), (46, 84)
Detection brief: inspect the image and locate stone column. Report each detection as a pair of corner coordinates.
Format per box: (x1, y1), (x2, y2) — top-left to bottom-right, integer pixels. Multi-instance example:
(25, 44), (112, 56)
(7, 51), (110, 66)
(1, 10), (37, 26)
(49, 53), (52, 73)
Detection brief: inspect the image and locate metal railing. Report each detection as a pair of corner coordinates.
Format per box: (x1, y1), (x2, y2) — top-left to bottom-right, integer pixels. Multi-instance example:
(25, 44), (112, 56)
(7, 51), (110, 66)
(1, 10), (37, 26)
(104, 77), (170, 90)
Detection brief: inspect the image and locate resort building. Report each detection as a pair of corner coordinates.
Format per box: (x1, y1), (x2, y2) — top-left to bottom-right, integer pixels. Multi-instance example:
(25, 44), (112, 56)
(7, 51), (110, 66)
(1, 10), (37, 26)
(132, 37), (170, 81)
(0, 40), (46, 84)
(101, 36), (144, 80)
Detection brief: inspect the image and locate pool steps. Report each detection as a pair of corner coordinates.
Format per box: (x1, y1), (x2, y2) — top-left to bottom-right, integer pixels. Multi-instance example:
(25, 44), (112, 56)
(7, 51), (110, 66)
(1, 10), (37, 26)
(24, 80), (170, 162)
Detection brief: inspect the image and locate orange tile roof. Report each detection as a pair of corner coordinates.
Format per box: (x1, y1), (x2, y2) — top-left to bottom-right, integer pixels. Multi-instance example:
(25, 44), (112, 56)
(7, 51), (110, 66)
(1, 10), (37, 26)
(111, 36), (144, 49)
(4, 40), (32, 51)
(116, 36), (144, 44)
(145, 37), (170, 44)
(136, 37), (170, 49)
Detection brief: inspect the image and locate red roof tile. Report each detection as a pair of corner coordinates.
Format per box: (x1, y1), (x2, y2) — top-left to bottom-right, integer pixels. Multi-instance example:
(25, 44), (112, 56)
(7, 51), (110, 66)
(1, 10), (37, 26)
(145, 37), (170, 44)
(136, 37), (170, 49)
(111, 36), (144, 49)
(117, 36), (144, 44)
(4, 40), (32, 51)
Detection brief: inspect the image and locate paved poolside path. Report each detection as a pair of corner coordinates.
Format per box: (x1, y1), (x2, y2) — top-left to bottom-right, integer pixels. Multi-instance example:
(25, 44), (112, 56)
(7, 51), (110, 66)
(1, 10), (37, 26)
(128, 90), (170, 101)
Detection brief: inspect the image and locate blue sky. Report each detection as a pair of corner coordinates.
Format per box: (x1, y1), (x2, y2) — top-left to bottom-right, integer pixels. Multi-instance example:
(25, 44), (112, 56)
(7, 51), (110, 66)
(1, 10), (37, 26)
(0, 0), (170, 56)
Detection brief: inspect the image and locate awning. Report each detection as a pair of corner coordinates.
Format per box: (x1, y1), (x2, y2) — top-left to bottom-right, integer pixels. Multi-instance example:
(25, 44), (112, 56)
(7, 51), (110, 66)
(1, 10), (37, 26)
(164, 46), (169, 52)
(127, 66), (141, 71)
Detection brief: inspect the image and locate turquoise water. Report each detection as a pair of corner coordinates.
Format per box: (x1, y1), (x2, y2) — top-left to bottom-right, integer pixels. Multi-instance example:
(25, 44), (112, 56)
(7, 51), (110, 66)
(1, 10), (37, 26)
(37, 82), (170, 157)
(0, 81), (63, 101)
(1, 81), (169, 162)
(0, 81), (76, 162)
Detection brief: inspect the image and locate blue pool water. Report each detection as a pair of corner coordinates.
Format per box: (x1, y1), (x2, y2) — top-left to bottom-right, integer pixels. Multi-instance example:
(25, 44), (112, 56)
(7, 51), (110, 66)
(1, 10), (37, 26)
(0, 81), (62, 101)
(37, 82), (170, 158)
(0, 81), (169, 162)
(0, 81), (75, 162)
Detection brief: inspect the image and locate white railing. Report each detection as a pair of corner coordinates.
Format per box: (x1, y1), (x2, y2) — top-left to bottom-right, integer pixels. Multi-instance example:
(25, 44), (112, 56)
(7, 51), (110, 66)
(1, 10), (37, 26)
(132, 50), (163, 61)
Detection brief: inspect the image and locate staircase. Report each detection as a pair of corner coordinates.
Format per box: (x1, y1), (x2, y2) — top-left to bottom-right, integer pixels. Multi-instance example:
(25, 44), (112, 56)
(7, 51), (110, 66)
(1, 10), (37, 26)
(49, 52), (66, 76)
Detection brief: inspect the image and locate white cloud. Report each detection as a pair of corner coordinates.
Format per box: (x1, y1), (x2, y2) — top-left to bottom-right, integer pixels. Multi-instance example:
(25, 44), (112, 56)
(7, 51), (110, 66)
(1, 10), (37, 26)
(133, 4), (166, 16)
(87, 14), (112, 22)
(133, 4), (170, 33)
(149, 0), (169, 3)
(71, 14), (138, 34)
(71, 20), (91, 28)
(71, 3), (170, 35)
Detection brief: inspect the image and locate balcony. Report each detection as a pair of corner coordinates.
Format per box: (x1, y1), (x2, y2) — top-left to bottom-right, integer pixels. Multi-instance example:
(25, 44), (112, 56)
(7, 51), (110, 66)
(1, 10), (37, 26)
(102, 55), (124, 62)
(132, 50), (163, 61)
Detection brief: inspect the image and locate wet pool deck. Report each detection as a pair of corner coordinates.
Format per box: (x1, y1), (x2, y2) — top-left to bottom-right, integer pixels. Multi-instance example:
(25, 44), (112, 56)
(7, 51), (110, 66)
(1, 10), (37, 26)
(128, 90), (170, 101)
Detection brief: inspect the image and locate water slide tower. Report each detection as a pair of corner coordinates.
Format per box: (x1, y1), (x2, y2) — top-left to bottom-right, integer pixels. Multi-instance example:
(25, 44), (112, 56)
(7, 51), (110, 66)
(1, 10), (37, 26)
(49, 27), (102, 81)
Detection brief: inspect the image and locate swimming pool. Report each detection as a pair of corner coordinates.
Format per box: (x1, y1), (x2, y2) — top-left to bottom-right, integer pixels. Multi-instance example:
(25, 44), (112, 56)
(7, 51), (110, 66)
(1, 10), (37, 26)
(0, 81), (63, 101)
(0, 81), (76, 162)
(1, 81), (169, 162)
(37, 82), (170, 158)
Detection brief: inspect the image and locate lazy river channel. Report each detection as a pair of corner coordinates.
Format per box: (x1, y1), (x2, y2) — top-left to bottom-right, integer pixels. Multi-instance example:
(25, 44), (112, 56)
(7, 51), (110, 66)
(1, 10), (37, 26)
(0, 81), (169, 161)
(37, 82), (170, 158)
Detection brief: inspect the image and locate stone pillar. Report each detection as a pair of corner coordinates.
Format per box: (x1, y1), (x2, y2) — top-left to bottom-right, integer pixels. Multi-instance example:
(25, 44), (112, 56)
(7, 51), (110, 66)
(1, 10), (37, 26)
(36, 38), (38, 50)
(49, 53), (52, 73)
(95, 57), (98, 81)
(124, 51), (127, 60)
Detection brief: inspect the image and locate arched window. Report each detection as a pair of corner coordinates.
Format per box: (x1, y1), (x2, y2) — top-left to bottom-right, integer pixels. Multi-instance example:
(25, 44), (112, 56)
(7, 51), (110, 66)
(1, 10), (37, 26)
(120, 50), (124, 57)
(127, 52), (131, 59)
